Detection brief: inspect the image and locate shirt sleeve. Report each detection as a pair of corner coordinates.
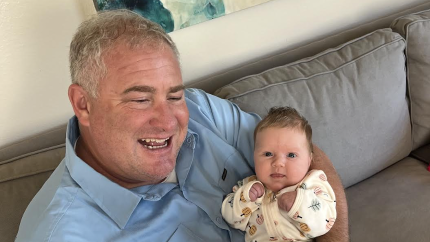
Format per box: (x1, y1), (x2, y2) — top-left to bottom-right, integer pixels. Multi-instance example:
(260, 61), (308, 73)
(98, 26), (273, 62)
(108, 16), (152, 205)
(280, 170), (337, 238)
(221, 176), (265, 231)
(185, 88), (261, 167)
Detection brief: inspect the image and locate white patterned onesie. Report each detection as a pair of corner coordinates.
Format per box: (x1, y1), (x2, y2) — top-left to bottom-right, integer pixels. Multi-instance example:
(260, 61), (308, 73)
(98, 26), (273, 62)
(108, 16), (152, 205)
(221, 170), (336, 242)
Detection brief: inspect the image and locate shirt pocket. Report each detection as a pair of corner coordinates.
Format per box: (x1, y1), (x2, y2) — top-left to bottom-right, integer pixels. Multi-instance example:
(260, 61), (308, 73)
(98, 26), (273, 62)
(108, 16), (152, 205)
(168, 224), (205, 242)
(218, 150), (254, 194)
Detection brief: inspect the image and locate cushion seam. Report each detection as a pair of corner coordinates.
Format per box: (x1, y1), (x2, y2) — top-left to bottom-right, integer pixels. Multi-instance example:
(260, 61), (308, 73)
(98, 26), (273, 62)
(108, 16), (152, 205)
(225, 29), (399, 87)
(0, 144), (65, 165)
(391, 8), (430, 27)
(0, 168), (55, 183)
(0, 125), (66, 152)
(227, 38), (405, 99)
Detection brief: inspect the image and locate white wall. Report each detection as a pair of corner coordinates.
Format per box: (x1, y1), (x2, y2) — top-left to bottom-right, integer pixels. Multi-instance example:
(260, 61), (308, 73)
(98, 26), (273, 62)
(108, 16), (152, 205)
(0, 0), (428, 148)
(0, 0), (87, 148)
(172, 0), (429, 85)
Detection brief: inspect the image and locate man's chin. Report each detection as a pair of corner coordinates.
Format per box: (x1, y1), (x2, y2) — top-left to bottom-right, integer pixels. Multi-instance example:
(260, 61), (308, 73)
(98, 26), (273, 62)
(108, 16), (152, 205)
(148, 172), (173, 184)
(150, 163), (175, 179)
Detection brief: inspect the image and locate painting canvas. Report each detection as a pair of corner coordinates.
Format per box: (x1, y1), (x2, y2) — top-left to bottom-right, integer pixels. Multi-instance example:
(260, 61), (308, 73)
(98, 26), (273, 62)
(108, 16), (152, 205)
(94, 0), (274, 33)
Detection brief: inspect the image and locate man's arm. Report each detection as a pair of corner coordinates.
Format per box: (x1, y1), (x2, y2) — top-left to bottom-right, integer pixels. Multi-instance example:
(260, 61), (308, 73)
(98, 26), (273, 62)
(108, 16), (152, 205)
(310, 145), (349, 242)
(186, 89), (261, 165)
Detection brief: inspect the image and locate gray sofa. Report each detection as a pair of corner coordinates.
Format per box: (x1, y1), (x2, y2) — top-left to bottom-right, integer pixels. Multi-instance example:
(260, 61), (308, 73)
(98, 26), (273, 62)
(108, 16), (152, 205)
(215, 9), (430, 241)
(1, 8), (430, 242)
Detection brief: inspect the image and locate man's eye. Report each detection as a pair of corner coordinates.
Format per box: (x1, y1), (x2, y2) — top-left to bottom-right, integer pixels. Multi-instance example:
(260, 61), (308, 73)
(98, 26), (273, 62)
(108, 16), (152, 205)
(288, 153), (297, 158)
(168, 96), (182, 101)
(132, 99), (149, 103)
(264, 152), (273, 157)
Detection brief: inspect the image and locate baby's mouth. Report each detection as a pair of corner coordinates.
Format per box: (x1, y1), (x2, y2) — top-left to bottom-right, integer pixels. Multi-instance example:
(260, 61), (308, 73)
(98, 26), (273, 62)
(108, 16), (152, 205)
(139, 137), (170, 149)
(270, 173), (285, 178)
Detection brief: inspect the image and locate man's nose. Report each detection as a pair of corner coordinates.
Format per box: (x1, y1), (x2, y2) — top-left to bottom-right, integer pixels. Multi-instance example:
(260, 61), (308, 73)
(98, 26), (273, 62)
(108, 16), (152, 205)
(149, 102), (176, 131)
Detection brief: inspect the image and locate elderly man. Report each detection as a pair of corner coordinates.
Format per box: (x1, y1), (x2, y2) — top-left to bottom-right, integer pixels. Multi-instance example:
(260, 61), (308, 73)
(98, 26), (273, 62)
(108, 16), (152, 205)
(16, 10), (348, 242)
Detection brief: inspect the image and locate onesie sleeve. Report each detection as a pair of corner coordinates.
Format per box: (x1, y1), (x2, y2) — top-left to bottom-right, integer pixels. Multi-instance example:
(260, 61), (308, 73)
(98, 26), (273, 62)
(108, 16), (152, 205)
(221, 176), (265, 231)
(280, 170), (337, 239)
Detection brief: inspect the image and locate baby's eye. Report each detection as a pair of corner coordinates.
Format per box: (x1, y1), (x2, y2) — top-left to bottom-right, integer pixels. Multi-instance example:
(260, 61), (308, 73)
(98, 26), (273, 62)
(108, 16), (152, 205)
(264, 152), (273, 157)
(288, 153), (297, 158)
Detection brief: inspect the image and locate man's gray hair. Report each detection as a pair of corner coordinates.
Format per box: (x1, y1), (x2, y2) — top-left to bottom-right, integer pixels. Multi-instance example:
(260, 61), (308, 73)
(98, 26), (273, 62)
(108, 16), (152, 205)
(69, 9), (179, 98)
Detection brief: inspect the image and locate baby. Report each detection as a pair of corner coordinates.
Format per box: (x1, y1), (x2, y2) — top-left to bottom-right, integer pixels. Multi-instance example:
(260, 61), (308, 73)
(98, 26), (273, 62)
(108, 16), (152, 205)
(222, 107), (336, 242)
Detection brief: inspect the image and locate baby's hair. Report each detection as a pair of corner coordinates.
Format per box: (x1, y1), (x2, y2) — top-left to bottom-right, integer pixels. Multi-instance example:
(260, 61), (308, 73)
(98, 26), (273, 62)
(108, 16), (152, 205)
(254, 107), (313, 154)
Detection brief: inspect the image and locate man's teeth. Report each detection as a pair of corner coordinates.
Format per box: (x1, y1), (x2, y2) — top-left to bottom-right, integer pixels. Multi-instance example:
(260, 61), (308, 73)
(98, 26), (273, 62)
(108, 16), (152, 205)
(144, 143), (168, 149)
(140, 137), (169, 149)
(142, 138), (169, 143)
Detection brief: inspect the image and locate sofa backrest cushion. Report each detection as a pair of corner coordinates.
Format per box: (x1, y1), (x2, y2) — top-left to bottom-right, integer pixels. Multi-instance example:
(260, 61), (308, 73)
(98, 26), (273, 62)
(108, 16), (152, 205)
(214, 29), (411, 188)
(0, 126), (66, 242)
(391, 9), (430, 150)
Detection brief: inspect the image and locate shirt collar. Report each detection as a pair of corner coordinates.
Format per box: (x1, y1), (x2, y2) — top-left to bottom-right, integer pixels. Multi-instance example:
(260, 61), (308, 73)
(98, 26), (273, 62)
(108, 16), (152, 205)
(65, 116), (141, 229)
(64, 116), (198, 229)
(176, 130), (198, 189)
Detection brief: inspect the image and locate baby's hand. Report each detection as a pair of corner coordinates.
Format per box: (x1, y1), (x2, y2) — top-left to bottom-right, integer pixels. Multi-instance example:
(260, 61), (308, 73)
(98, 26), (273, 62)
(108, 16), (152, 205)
(249, 183), (264, 202)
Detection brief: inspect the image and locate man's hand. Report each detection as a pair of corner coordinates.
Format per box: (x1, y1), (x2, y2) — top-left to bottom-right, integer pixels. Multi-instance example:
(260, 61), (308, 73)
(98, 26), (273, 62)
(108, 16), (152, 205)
(277, 191), (297, 212)
(249, 183), (265, 202)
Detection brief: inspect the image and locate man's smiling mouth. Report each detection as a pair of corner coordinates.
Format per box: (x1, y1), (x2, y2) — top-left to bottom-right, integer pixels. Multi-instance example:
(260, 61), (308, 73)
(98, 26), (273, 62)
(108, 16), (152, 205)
(139, 137), (170, 149)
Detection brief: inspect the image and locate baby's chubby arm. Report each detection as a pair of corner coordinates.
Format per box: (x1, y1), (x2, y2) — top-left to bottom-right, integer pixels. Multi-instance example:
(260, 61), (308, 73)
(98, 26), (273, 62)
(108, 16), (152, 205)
(221, 177), (265, 231)
(249, 182), (264, 202)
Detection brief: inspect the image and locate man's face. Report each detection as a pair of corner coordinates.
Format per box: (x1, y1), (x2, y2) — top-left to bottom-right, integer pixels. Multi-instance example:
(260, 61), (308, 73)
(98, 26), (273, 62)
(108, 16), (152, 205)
(254, 127), (312, 192)
(81, 43), (189, 187)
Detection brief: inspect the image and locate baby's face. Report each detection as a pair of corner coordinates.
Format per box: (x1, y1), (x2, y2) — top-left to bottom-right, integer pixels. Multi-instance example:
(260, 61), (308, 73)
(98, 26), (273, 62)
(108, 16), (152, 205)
(254, 127), (312, 192)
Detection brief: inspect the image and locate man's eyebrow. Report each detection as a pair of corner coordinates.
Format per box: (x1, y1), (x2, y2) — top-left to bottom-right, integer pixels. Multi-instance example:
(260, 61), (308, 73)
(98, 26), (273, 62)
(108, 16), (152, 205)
(122, 85), (185, 95)
(169, 85), (186, 93)
(122, 86), (155, 95)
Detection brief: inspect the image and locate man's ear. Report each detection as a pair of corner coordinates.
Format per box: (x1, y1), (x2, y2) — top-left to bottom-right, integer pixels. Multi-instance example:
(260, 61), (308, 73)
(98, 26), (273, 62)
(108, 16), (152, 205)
(68, 84), (92, 127)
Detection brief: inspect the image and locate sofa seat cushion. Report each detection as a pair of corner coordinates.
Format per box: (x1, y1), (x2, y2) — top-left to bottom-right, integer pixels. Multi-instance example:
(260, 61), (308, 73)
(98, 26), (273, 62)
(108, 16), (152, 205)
(346, 157), (430, 241)
(214, 29), (411, 188)
(391, 9), (430, 150)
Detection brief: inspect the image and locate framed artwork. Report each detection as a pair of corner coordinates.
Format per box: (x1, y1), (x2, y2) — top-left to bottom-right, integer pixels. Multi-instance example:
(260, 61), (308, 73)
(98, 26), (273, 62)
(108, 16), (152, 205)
(94, 0), (273, 33)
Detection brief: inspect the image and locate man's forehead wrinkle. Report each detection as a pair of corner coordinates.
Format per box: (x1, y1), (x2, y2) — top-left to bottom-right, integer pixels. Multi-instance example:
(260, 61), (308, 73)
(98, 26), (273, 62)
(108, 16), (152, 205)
(122, 63), (173, 77)
(115, 56), (175, 76)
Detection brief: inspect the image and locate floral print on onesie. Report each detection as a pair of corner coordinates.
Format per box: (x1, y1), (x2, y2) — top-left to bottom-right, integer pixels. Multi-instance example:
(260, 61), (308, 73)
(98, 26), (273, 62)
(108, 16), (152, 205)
(221, 170), (337, 242)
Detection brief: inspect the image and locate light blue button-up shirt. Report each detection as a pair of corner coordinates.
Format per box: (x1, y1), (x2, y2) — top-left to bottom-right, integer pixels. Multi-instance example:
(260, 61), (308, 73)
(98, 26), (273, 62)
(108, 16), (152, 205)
(16, 89), (261, 242)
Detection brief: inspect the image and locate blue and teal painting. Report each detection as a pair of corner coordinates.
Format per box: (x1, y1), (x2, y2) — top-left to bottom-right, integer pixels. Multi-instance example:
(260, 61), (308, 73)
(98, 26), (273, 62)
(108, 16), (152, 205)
(95, 0), (272, 33)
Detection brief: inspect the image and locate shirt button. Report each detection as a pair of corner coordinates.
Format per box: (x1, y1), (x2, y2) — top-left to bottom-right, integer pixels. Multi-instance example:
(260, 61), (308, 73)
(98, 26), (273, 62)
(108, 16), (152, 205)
(187, 137), (192, 143)
(216, 217), (222, 224)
